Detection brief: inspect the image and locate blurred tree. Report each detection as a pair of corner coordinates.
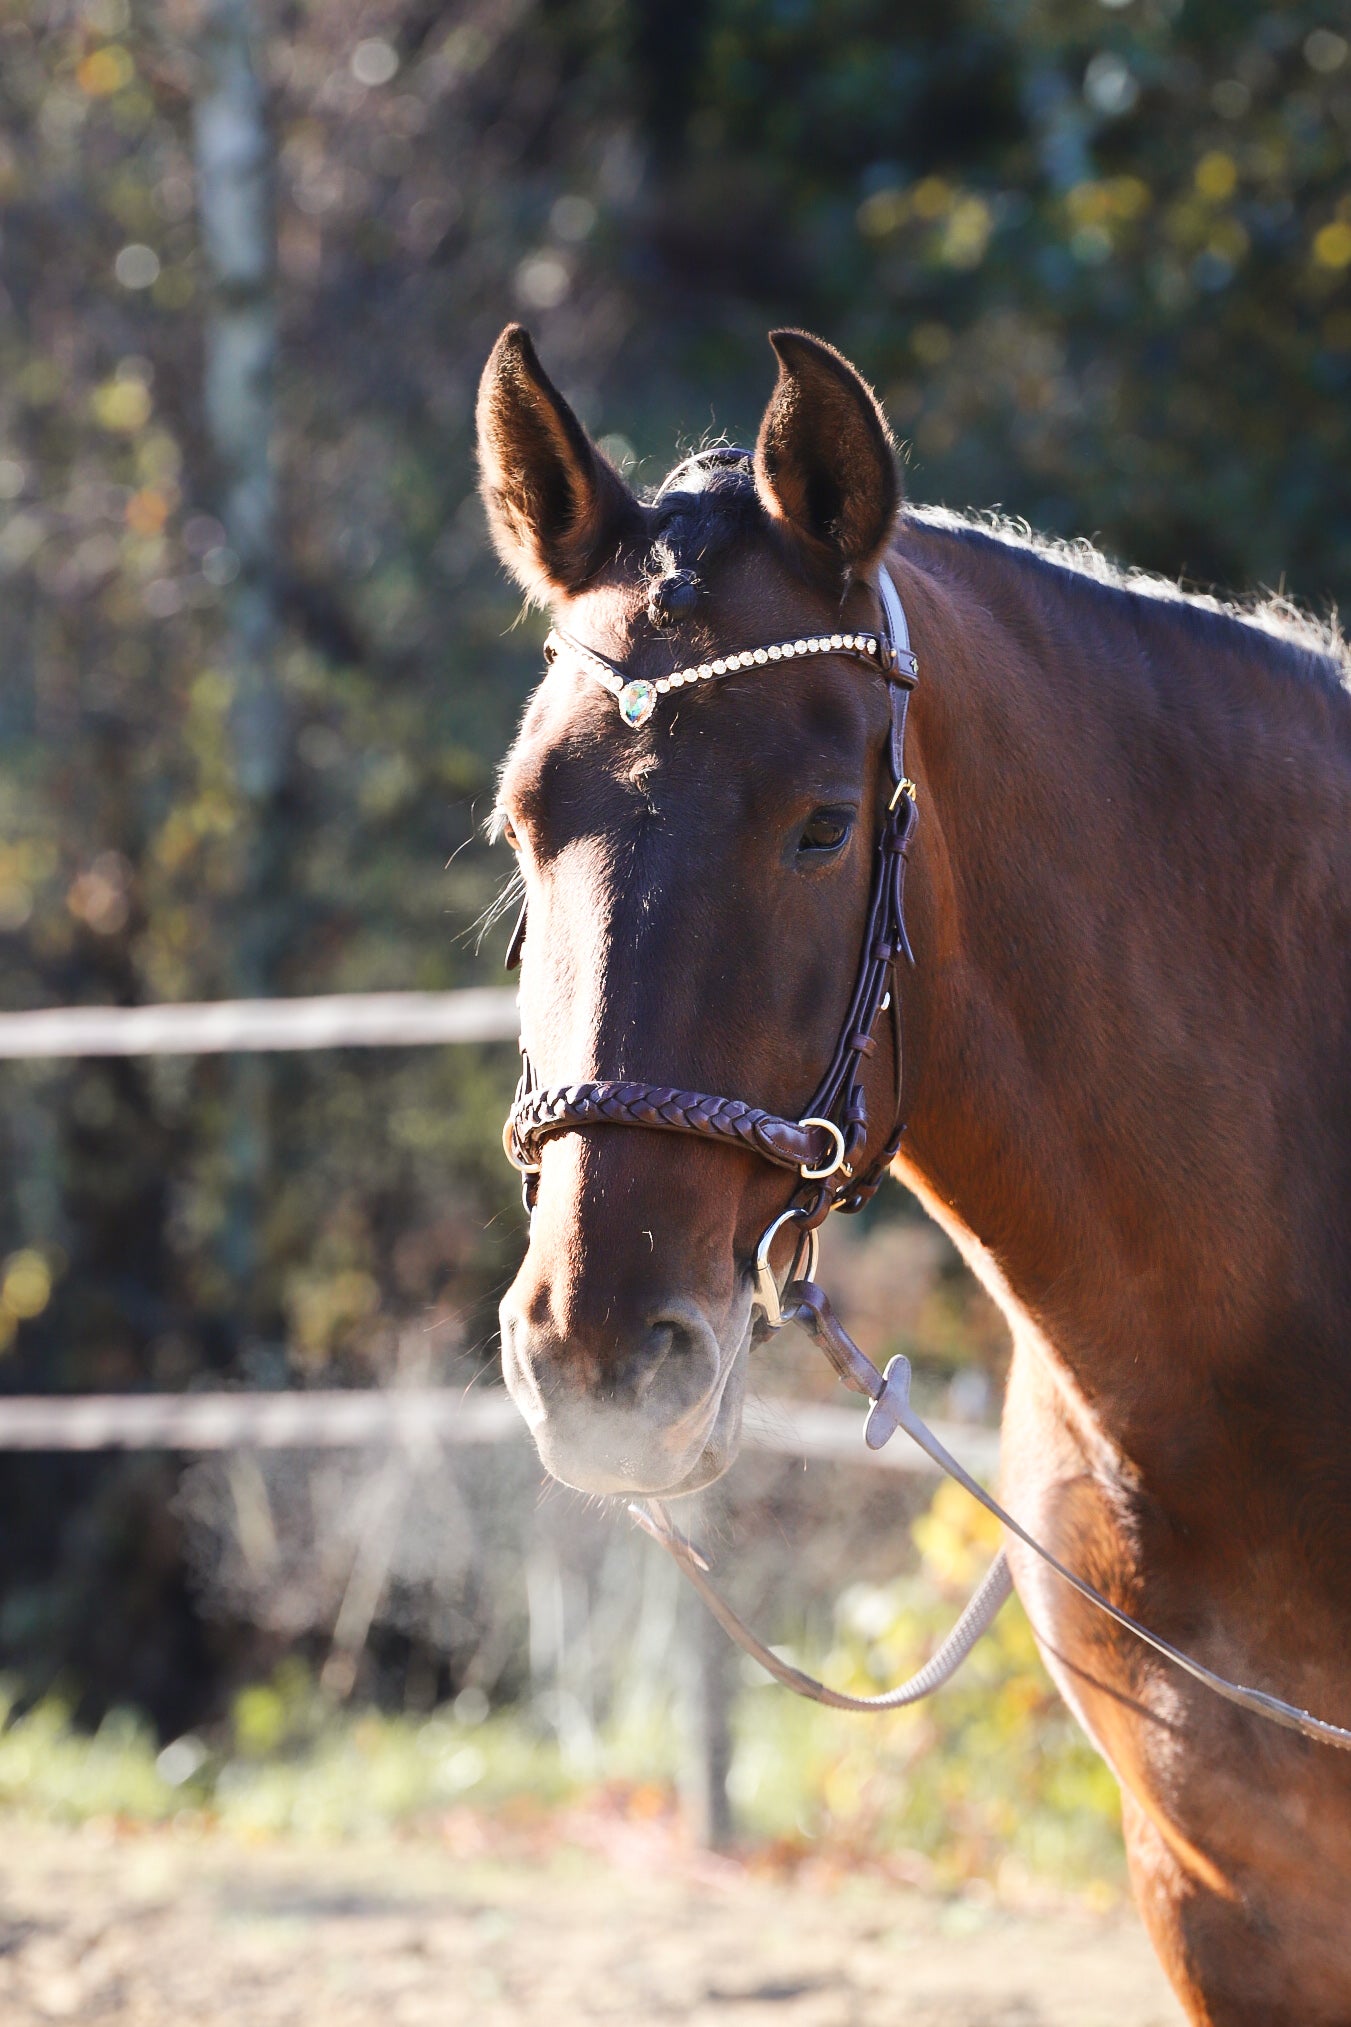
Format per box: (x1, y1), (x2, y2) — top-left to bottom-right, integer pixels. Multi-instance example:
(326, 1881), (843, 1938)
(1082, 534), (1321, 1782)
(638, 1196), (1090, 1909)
(194, 0), (284, 1341)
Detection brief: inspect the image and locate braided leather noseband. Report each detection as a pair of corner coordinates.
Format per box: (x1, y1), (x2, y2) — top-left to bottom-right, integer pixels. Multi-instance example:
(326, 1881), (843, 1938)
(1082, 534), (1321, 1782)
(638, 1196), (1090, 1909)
(505, 566), (921, 1264)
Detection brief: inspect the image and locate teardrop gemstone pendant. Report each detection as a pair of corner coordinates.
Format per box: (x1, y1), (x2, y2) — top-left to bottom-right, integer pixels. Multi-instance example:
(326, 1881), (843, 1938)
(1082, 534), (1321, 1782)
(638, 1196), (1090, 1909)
(617, 679), (656, 728)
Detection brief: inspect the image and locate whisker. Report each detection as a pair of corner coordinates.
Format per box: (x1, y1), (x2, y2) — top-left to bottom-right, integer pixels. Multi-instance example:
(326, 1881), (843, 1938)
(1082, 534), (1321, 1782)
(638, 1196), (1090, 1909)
(457, 866), (525, 955)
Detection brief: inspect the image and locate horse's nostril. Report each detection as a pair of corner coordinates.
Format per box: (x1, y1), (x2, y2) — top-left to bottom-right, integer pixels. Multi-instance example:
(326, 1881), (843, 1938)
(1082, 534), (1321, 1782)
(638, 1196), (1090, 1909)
(630, 1307), (720, 1411)
(629, 1328), (671, 1404)
(500, 1285), (740, 1493)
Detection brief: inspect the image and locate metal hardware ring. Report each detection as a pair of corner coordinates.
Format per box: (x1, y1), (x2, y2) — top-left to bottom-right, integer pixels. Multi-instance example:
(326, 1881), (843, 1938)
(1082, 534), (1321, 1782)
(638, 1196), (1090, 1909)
(502, 1115), (541, 1175)
(752, 1207), (821, 1330)
(797, 1116), (847, 1181)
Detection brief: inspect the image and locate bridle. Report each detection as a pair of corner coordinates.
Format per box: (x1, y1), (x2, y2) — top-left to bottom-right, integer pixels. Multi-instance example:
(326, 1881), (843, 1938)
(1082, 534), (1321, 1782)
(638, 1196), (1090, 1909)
(495, 495), (1351, 1749)
(505, 559), (922, 1327)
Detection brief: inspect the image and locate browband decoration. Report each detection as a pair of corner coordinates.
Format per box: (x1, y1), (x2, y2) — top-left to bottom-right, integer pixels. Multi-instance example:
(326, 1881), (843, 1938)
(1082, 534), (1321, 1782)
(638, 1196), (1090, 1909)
(546, 623), (918, 728)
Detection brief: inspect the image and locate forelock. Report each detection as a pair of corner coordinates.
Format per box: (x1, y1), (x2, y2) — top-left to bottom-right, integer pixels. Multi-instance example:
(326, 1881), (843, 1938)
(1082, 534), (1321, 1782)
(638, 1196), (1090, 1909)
(645, 449), (762, 582)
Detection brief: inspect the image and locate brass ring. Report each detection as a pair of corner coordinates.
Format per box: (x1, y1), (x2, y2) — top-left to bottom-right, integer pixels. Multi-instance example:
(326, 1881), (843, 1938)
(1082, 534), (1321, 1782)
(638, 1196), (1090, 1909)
(797, 1116), (847, 1181)
(502, 1116), (541, 1174)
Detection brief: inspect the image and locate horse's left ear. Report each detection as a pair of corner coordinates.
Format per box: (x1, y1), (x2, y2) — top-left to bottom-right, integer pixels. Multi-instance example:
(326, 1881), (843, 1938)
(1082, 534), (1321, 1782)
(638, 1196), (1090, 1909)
(754, 330), (899, 576)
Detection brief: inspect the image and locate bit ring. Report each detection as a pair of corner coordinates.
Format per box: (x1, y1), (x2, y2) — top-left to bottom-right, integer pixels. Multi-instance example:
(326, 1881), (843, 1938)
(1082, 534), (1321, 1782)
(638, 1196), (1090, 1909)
(752, 1208), (821, 1330)
(502, 1116), (541, 1174)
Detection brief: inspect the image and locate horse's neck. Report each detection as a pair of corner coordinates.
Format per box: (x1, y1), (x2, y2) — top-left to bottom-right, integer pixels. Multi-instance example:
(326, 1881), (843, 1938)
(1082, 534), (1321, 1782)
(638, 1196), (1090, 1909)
(888, 524), (1348, 1454)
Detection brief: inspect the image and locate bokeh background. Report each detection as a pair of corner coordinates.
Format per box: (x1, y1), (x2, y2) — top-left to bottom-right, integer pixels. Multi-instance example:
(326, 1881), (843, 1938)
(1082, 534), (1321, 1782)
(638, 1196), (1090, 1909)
(0, 0), (1348, 1900)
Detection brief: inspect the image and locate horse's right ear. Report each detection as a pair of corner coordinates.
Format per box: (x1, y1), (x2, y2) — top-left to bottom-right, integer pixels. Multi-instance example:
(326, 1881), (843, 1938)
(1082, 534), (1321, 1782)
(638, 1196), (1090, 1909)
(476, 325), (638, 601)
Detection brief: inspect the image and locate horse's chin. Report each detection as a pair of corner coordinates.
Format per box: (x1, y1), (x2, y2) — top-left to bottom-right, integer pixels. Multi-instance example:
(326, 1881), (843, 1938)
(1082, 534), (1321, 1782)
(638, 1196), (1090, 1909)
(526, 1307), (753, 1498)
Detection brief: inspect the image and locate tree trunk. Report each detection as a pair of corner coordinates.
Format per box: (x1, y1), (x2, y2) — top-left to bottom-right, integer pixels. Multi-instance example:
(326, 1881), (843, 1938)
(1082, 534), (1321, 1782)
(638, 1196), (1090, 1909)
(194, 0), (284, 1332)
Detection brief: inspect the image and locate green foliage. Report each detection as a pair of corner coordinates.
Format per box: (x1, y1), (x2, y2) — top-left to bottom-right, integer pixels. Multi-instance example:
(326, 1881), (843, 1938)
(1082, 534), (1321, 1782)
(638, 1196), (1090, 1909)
(728, 1482), (1123, 1894)
(0, 1678), (567, 1838)
(0, 1692), (176, 1824)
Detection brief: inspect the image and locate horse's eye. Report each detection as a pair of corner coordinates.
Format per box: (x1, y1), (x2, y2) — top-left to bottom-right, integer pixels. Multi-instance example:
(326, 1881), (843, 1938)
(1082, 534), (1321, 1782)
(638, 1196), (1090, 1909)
(798, 808), (852, 854)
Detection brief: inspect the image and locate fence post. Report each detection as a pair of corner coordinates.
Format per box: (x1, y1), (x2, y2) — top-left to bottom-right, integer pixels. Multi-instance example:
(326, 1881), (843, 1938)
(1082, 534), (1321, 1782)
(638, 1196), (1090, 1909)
(677, 1493), (734, 1849)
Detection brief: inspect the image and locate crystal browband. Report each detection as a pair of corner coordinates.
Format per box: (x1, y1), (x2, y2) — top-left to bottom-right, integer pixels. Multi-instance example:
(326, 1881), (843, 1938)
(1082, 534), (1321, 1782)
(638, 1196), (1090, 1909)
(544, 624), (919, 728)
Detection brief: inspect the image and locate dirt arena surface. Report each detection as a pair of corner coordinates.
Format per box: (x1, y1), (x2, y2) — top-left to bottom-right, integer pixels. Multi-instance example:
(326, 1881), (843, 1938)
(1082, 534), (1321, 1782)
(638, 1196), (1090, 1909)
(0, 1814), (1185, 2026)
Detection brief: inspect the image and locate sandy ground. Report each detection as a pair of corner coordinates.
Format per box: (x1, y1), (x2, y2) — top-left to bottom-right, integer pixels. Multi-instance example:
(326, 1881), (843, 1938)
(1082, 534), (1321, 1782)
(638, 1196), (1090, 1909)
(0, 1815), (1186, 2027)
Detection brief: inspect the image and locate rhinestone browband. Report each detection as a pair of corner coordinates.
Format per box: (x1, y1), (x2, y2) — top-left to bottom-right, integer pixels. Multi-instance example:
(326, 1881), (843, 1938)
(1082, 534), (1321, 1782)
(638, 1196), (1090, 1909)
(544, 626), (917, 728)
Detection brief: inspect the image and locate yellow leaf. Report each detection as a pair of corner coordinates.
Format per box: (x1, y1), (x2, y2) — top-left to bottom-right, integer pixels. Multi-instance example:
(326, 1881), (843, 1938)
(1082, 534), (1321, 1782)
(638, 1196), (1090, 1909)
(91, 378), (151, 433)
(2, 1251), (51, 1322)
(912, 176), (953, 220)
(857, 188), (910, 238)
(1313, 221), (1351, 271)
(76, 45), (134, 97)
(1194, 152), (1237, 203)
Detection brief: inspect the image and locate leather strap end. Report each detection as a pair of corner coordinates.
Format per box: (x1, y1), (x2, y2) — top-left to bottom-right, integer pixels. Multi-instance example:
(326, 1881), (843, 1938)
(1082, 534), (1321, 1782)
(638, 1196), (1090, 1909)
(755, 1116), (834, 1171)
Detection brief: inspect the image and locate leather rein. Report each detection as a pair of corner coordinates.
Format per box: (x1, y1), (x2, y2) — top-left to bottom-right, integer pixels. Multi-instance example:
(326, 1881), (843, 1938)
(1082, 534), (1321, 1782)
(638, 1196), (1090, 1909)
(499, 547), (1351, 1751)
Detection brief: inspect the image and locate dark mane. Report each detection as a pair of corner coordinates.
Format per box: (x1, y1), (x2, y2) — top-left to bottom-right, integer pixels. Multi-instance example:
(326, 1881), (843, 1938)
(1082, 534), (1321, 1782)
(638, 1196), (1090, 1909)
(640, 457), (1348, 701)
(908, 505), (1349, 701)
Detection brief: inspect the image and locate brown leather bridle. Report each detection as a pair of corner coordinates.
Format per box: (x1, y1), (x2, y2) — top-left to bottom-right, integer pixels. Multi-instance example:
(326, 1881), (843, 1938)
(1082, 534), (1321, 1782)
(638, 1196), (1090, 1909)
(495, 521), (1351, 1747)
(503, 557), (920, 1322)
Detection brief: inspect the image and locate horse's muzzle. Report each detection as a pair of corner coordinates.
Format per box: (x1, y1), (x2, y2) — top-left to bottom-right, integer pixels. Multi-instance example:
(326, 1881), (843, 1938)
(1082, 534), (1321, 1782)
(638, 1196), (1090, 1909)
(498, 1291), (750, 1494)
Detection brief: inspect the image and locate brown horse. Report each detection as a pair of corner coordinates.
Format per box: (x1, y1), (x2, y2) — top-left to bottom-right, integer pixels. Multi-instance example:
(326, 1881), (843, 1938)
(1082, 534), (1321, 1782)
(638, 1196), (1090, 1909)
(477, 322), (1351, 2025)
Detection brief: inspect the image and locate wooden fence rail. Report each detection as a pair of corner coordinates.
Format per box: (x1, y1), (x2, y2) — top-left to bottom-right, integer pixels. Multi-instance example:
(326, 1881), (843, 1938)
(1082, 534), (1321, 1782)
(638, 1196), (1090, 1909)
(0, 988), (521, 1058)
(0, 983), (1002, 1845)
(0, 1388), (998, 1475)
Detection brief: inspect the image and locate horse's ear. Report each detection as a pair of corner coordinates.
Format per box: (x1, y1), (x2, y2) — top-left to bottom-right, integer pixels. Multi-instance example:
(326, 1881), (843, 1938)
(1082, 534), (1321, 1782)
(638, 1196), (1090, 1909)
(476, 324), (638, 600)
(753, 330), (899, 577)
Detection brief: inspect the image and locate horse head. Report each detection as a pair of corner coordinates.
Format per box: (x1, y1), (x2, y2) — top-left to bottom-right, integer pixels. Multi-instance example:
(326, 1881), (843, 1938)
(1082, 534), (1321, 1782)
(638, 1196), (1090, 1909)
(480, 324), (908, 1496)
